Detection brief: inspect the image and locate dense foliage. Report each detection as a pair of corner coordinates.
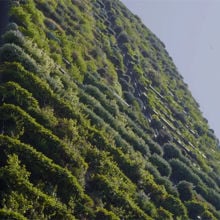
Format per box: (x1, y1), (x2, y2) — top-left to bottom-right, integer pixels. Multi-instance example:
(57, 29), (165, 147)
(1, 0), (220, 219)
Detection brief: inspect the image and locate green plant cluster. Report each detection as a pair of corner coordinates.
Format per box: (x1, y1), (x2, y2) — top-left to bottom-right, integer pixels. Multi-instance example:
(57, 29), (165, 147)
(0, 0), (220, 219)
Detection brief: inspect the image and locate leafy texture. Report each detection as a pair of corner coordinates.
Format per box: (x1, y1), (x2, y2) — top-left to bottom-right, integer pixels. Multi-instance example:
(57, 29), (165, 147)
(0, 0), (220, 219)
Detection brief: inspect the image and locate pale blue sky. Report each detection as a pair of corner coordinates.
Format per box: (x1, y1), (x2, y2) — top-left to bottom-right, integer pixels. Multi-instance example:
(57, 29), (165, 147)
(121, 0), (220, 140)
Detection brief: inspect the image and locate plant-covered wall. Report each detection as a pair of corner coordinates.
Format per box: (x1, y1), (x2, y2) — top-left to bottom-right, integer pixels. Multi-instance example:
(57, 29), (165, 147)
(0, 0), (220, 219)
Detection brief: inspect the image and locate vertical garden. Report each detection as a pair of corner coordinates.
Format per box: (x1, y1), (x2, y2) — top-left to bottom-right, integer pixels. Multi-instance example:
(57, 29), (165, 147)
(0, 0), (220, 219)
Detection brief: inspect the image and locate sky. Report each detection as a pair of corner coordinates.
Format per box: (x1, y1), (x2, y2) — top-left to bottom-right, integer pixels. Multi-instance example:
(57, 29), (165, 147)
(120, 0), (220, 140)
